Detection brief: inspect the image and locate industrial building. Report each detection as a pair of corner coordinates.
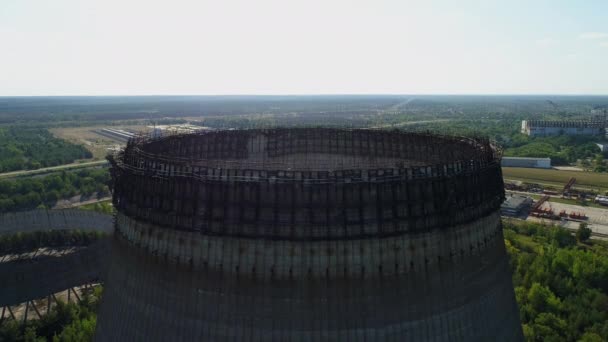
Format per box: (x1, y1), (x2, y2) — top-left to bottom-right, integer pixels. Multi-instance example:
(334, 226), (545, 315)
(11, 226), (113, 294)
(501, 156), (551, 168)
(521, 119), (605, 137)
(94, 125), (212, 143)
(95, 128), (523, 341)
(501, 195), (533, 216)
(148, 123), (211, 138)
(95, 128), (135, 142)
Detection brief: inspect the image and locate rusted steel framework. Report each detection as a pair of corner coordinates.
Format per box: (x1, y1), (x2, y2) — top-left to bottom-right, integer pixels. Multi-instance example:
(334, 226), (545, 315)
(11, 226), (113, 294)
(108, 128), (504, 240)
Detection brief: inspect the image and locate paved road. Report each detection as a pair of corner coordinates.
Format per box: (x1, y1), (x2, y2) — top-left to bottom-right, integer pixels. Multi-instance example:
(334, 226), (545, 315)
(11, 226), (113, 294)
(53, 196), (112, 209)
(0, 160), (108, 179)
(372, 119), (452, 129)
(524, 216), (608, 240)
(537, 201), (608, 236)
(506, 190), (546, 197)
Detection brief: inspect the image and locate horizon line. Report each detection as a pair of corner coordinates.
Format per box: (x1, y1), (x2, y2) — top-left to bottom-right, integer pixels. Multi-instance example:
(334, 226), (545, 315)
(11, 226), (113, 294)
(2, 93), (608, 97)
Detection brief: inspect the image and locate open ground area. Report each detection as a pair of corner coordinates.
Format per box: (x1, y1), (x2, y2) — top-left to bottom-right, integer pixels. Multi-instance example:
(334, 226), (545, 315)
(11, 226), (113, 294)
(50, 125), (150, 160)
(503, 167), (608, 193)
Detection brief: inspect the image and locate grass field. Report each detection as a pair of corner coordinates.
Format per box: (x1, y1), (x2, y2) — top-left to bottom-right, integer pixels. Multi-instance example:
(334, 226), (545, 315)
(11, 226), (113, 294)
(50, 125), (148, 159)
(502, 167), (608, 193)
(79, 200), (114, 214)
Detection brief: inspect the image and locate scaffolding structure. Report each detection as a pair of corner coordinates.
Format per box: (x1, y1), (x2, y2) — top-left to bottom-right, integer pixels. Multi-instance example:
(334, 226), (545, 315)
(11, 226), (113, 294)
(108, 128), (505, 240)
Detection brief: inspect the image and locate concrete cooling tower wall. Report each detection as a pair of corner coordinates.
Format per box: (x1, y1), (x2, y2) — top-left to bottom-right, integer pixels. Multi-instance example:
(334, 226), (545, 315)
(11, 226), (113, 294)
(96, 128), (523, 341)
(0, 209), (113, 307)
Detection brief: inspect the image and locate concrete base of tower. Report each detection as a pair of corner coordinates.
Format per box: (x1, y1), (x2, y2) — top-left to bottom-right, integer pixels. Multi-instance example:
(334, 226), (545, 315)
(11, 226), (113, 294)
(95, 233), (523, 341)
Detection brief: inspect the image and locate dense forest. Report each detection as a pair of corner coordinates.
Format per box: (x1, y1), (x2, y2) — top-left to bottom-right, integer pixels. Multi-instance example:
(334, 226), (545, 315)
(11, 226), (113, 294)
(0, 169), (110, 213)
(0, 127), (92, 173)
(504, 221), (608, 341)
(502, 135), (603, 167)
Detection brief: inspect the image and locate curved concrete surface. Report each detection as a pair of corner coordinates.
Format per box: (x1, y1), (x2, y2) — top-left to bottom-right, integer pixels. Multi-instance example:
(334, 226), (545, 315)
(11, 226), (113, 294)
(0, 209), (113, 235)
(97, 210), (522, 341)
(0, 209), (113, 307)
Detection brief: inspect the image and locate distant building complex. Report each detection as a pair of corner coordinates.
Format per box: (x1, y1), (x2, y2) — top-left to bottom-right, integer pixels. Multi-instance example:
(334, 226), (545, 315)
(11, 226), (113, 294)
(94, 124), (213, 143)
(501, 156), (551, 169)
(521, 119), (605, 137)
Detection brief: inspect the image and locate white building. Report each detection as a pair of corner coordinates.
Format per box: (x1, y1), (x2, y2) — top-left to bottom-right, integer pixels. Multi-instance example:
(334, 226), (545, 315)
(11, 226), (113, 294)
(521, 120), (605, 137)
(501, 157), (551, 169)
(597, 143), (608, 152)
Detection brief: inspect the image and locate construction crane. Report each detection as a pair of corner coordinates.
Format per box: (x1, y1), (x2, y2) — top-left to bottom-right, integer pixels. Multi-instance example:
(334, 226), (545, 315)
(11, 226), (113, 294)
(563, 177), (576, 197)
(530, 195), (558, 219)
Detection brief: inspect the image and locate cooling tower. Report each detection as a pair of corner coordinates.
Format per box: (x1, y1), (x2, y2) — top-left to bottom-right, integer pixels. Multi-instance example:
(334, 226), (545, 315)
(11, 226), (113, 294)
(95, 128), (523, 341)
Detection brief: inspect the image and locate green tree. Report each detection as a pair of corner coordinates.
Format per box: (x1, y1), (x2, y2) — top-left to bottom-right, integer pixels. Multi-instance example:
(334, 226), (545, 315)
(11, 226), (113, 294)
(551, 227), (576, 247)
(579, 332), (604, 342)
(532, 312), (567, 341)
(52, 316), (97, 342)
(576, 222), (592, 242)
(23, 326), (45, 342)
(594, 154), (606, 172)
(527, 283), (562, 314)
(0, 168), (109, 213)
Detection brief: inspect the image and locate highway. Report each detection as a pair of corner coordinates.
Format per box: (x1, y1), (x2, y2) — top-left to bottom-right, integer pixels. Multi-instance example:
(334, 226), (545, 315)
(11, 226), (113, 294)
(0, 160), (108, 179)
(53, 196), (112, 209)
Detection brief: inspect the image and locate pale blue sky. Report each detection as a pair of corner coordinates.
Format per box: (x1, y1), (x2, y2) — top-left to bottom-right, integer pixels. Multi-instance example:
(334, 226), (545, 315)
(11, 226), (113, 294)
(1, 0), (607, 95)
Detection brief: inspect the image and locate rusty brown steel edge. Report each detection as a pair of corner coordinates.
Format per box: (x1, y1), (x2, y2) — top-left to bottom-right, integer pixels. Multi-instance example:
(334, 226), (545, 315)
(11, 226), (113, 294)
(154, 128), (497, 158)
(108, 167), (504, 239)
(115, 128), (500, 174)
(107, 128), (505, 239)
